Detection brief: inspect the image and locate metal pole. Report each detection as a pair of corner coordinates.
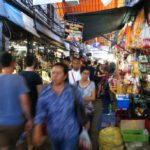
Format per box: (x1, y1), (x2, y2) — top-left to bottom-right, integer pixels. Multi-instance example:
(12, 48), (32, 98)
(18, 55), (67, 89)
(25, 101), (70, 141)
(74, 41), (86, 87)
(0, 20), (4, 51)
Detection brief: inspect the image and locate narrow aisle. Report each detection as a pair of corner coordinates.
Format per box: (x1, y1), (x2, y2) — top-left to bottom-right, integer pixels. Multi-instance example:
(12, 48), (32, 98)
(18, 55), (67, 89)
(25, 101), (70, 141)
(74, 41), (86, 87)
(91, 99), (103, 150)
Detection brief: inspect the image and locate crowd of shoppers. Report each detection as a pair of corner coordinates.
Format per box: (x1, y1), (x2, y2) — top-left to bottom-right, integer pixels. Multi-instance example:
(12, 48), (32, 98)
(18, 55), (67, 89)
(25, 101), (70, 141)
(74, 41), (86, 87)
(0, 51), (115, 150)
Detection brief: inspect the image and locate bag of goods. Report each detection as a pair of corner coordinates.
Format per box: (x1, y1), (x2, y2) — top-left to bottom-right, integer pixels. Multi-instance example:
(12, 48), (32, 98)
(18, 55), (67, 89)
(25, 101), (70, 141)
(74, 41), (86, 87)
(99, 127), (124, 150)
(79, 128), (92, 150)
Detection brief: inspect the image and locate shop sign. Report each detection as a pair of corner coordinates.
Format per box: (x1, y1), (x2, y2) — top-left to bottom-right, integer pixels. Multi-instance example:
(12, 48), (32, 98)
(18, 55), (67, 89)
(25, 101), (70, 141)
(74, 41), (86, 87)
(64, 21), (83, 43)
(143, 38), (150, 48)
(33, 0), (62, 5)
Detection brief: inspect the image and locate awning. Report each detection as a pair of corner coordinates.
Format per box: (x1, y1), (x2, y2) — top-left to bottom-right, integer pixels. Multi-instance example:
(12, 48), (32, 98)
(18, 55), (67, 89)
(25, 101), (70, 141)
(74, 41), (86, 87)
(35, 21), (63, 44)
(65, 1), (143, 41)
(0, 2), (40, 38)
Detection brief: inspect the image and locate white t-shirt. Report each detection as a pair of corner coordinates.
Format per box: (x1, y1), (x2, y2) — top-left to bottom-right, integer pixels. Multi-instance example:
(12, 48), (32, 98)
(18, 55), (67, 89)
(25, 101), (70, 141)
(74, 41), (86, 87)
(68, 69), (81, 85)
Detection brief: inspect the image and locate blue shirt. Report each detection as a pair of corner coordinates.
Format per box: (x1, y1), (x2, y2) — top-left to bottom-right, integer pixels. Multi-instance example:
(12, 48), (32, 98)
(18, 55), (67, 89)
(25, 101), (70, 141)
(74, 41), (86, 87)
(34, 83), (83, 139)
(0, 74), (29, 125)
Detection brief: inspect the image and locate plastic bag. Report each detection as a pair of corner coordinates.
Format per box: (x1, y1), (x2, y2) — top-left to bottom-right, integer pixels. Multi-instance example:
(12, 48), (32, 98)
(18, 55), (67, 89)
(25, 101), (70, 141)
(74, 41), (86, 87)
(79, 128), (92, 150)
(99, 127), (123, 150)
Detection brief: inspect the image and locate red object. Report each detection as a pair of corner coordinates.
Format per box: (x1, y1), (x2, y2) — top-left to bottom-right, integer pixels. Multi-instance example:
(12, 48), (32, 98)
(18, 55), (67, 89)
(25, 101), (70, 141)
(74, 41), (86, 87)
(148, 13), (150, 27)
(145, 119), (150, 134)
(143, 38), (150, 48)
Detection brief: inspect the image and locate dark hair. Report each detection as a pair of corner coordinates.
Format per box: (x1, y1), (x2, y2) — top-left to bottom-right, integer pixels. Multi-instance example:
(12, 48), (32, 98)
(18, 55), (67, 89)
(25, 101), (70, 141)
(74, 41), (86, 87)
(80, 66), (90, 74)
(53, 62), (68, 75)
(72, 56), (80, 61)
(25, 54), (36, 67)
(0, 52), (13, 68)
(87, 60), (91, 65)
(63, 57), (70, 62)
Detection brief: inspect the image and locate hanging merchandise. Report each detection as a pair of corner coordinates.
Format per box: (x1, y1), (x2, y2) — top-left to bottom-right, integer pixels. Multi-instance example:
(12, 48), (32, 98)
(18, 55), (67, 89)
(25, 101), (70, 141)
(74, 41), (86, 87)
(64, 21), (84, 43)
(131, 8), (145, 48)
(141, 23), (150, 49)
(125, 25), (132, 48)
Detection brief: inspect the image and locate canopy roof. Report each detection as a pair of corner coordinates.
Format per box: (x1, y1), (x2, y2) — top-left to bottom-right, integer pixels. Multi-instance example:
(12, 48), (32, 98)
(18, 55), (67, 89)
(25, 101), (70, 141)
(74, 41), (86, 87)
(64, 1), (143, 41)
(56, 0), (140, 18)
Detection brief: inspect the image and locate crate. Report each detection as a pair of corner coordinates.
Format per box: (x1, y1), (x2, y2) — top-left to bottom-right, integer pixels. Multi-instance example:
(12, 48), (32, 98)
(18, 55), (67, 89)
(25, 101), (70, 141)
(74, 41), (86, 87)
(121, 129), (143, 134)
(121, 129), (149, 142)
(122, 133), (149, 142)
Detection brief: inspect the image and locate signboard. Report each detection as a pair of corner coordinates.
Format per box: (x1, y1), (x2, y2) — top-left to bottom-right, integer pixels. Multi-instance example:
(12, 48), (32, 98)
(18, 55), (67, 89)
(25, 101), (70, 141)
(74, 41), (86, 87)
(65, 21), (83, 43)
(33, 0), (62, 5)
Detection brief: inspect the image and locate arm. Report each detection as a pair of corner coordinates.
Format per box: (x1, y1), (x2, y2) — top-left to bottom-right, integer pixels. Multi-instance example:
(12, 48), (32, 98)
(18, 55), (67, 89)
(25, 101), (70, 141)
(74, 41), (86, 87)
(83, 88), (96, 102)
(33, 93), (47, 146)
(36, 84), (43, 94)
(20, 94), (32, 131)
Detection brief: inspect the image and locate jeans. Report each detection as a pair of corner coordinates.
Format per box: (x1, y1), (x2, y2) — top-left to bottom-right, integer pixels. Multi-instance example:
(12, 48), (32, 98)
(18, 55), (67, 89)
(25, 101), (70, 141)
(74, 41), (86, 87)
(51, 136), (78, 150)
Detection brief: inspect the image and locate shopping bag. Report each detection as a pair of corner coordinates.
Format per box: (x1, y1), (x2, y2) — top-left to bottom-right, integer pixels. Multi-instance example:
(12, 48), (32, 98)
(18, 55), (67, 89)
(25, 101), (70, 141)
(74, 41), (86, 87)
(79, 128), (92, 150)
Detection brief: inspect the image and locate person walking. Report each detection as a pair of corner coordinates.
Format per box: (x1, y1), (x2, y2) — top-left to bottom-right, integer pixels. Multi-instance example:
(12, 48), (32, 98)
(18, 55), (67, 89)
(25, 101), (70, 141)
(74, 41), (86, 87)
(77, 67), (96, 133)
(33, 63), (89, 150)
(20, 54), (43, 150)
(68, 57), (81, 84)
(0, 52), (32, 150)
(20, 54), (43, 117)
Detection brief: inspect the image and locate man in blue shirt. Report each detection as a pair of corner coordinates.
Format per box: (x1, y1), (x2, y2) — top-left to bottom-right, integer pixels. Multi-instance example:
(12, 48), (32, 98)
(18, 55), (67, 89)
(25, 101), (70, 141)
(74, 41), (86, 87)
(0, 52), (32, 150)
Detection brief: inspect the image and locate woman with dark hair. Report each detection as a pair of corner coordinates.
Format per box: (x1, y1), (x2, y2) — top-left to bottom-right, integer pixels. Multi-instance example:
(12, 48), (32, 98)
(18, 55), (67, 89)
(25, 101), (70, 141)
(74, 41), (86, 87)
(77, 67), (96, 131)
(33, 63), (89, 150)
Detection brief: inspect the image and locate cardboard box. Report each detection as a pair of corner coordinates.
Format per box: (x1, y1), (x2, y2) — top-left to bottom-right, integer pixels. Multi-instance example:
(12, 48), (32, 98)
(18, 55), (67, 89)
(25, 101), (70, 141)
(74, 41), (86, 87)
(120, 120), (145, 129)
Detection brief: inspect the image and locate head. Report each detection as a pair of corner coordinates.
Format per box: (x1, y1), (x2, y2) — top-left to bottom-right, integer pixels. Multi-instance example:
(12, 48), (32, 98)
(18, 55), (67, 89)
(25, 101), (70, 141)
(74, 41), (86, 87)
(0, 52), (15, 72)
(25, 54), (37, 68)
(63, 57), (70, 67)
(72, 57), (81, 71)
(87, 60), (91, 66)
(51, 63), (68, 85)
(80, 67), (90, 81)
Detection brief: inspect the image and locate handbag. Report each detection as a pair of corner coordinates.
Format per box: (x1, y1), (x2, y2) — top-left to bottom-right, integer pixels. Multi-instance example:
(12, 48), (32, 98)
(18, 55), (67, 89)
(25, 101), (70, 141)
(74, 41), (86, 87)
(71, 86), (89, 127)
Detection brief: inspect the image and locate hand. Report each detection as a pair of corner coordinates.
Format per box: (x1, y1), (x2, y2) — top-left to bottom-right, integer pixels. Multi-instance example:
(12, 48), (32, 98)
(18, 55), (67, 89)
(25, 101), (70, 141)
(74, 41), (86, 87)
(83, 96), (90, 101)
(84, 121), (90, 130)
(25, 119), (33, 132)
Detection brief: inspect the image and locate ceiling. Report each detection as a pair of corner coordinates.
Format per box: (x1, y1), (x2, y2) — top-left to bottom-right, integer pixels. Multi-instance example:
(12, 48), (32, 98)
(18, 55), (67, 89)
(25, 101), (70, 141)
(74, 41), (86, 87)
(55, 0), (125, 18)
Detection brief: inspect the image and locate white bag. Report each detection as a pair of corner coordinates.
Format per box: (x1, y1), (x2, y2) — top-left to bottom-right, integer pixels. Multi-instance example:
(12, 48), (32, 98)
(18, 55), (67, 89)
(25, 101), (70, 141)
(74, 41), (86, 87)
(79, 128), (92, 150)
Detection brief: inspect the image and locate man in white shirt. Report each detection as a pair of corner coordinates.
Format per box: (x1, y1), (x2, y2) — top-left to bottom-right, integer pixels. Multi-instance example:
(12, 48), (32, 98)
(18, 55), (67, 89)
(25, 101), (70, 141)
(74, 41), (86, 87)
(68, 57), (81, 84)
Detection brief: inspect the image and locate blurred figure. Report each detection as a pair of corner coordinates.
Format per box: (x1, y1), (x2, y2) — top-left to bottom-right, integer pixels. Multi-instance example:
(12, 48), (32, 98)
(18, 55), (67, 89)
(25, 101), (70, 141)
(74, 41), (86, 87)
(94, 64), (106, 87)
(0, 52), (32, 150)
(20, 54), (43, 150)
(20, 54), (43, 117)
(87, 60), (95, 81)
(68, 57), (81, 84)
(62, 57), (71, 70)
(77, 67), (96, 133)
(33, 63), (88, 150)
